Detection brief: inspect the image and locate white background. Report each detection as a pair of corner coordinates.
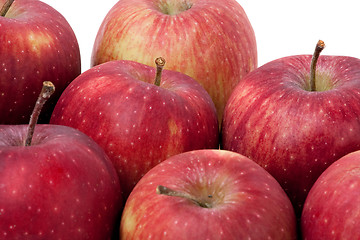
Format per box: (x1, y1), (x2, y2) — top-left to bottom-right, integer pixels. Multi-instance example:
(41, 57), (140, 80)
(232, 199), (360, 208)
(41, 0), (360, 73)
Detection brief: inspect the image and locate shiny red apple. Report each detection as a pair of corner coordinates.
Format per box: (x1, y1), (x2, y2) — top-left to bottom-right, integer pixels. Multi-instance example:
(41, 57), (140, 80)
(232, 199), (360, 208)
(0, 82), (122, 239)
(120, 149), (297, 239)
(222, 40), (360, 215)
(301, 150), (360, 239)
(0, 0), (80, 124)
(50, 58), (219, 198)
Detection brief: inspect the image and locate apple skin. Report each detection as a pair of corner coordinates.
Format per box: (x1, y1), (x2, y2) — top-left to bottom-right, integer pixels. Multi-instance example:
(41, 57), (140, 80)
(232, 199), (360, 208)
(222, 54), (360, 216)
(50, 60), (219, 199)
(91, 0), (257, 124)
(301, 150), (360, 239)
(0, 0), (81, 124)
(0, 124), (122, 239)
(120, 149), (297, 240)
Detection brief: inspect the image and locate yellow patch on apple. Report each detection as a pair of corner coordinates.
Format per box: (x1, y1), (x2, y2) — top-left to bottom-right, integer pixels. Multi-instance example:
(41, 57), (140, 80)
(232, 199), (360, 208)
(27, 31), (54, 55)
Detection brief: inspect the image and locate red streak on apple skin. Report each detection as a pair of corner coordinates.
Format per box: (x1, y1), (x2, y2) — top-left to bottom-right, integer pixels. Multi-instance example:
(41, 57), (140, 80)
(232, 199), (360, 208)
(50, 60), (219, 199)
(222, 54), (360, 215)
(0, 0), (80, 124)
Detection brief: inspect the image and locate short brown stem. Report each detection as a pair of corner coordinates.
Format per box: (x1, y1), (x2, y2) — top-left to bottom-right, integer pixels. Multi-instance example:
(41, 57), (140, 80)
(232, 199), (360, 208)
(154, 57), (166, 87)
(0, 0), (15, 17)
(156, 185), (212, 208)
(310, 40), (325, 91)
(24, 81), (55, 146)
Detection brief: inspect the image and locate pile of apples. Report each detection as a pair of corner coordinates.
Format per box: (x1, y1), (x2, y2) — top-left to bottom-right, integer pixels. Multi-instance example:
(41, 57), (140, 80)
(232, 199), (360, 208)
(1, 0), (360, 239)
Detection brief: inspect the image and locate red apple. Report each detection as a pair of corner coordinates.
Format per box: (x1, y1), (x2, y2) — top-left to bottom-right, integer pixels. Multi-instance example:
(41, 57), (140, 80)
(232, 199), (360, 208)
(0, 82), (122, 239)
(301, 150), (360, 239)
(0, 0), (81, 124)
(91, 0), (257, 124)
(222, 40), (360, 216)
(50, 58), (219, 198)
(120, 149), (297, 239)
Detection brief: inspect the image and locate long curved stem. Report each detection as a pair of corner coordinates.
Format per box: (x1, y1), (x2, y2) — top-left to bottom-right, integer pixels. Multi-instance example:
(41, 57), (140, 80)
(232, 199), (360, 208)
(309, 40), (326, 91)
(0, 0), (15, 17)
(24, 81), (55, 146)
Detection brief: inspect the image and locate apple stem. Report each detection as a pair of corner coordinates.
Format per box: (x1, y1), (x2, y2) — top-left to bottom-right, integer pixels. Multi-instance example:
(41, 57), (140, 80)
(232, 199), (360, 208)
(156, 185), (212, 208)
(309, 40), (325, 91)
(0, 0), (15, 17)
(154, 57), (166, 87)
(24, 81), (55, 146)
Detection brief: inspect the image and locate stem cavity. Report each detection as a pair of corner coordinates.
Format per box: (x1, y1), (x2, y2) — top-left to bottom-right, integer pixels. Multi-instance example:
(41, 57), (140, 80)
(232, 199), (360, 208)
(159, 1), (193, 15)
(156, 185), (213, 208)
(309, 40), (326, 91)
(0, 0), (15, 17)
(24, 81), (55, 146)
(154, 57), (166, 87)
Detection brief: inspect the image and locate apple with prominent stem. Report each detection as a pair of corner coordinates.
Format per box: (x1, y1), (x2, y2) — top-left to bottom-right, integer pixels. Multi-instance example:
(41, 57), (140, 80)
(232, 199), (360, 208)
(50, 58), (219, 199)
(91, 0), (257, 125)
(301, 150), (360, 239)
(0, 81), (122, 239)
(0, 0), (81, 124)
(222, 40), (360, 216)
(120, 149), (297, 239)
